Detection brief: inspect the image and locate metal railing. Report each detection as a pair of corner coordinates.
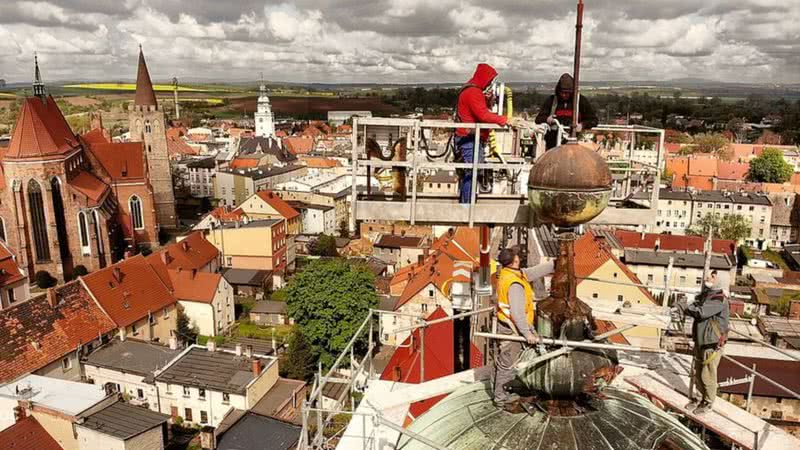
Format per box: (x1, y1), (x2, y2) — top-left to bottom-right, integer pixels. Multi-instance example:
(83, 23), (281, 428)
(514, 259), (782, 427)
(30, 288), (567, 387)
(349, 118), (665, 228)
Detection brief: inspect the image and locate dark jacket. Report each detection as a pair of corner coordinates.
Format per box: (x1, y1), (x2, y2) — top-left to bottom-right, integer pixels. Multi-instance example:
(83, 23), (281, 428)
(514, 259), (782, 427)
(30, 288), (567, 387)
(456, 63), (508, 139)
(688, 287), (729, 348)
(534, 73), (598, 149)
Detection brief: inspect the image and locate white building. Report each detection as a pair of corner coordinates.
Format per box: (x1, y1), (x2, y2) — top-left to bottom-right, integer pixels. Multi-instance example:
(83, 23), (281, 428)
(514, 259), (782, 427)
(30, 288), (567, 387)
(185, 157), (216, 198)
(654, 190), (693, 235)
(171, 270), (235, 337)
(83, 338), (182, 412)
(153, 345), (278, 427)
(327, 110), (372, 127)
(623, 249), (736, 299)
(255, 81), (276, 138)
(290, 202), (337, 235)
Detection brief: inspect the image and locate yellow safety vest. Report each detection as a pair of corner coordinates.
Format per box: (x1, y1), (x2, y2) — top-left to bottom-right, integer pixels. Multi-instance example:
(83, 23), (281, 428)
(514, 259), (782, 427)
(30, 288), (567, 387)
(497, 268), (535, 329)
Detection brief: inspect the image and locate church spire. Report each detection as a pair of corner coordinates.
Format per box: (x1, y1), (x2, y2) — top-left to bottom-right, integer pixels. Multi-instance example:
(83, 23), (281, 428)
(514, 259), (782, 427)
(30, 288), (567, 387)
(33, 53), (47, 99)
(134, 45), (158, 108)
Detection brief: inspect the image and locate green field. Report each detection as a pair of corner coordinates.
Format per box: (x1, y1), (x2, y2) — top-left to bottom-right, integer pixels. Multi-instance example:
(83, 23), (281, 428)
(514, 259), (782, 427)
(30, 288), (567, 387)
(63, 83), (212, 92)
(0, 93), (16, 98)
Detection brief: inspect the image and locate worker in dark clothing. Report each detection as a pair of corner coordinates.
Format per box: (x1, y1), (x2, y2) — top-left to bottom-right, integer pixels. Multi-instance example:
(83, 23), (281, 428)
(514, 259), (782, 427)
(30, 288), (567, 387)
(686, 270), (729, 415)
(534, 73), (598, 150)
(455, 63), (509, 203)
(492, 246), (554, 410)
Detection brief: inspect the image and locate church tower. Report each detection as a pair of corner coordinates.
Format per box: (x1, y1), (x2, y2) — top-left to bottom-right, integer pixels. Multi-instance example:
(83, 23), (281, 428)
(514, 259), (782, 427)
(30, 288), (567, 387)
(254, 77), (275, 138)
(128, 47), (177, 229)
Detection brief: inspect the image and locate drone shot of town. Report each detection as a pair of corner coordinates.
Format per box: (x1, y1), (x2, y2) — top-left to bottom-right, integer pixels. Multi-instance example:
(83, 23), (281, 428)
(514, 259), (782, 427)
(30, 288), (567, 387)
(1, 1), (800, 449)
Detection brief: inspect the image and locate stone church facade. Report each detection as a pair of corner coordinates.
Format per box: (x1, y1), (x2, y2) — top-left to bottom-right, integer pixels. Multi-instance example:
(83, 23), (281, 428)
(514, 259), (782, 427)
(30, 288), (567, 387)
(0, 50), (173, 281)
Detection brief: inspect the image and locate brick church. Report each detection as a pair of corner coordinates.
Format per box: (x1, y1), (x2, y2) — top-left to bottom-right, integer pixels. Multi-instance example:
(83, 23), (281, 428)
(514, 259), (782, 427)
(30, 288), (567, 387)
(0, 49), (177, 281)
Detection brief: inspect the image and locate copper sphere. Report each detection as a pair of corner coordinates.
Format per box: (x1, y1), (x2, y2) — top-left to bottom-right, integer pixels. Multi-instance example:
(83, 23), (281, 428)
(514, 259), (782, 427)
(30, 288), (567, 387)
(528, 142), (612, 227)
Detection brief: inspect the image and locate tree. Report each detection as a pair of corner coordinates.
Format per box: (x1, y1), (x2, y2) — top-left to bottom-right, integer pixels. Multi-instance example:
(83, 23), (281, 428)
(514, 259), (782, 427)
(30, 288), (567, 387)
(747, 148), (793, 183)
(279, 329), (315, 381)
(176, 305), (198, 346)
(34, 271), (57, 289)
(691, 133), (731, 158)
(310, 234), (338, 257)
(285, 259), (378, 368)
(72, 265), (89, 277)
(339, 219), (350, 239)
(687, 213), (751, 242)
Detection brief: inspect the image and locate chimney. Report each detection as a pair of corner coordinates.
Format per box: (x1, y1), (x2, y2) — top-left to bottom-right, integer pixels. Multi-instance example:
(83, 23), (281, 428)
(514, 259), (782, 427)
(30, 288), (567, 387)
(654, 238), (661, 252)
(235, 343), (243, 356)
(113, 267), (123, 283)
(169, 337), (178, 350)
(245, 344), (253, 358)
(199, 425), (216, 450)
(13, 405), (26, 423)
(207, 340), (216, 352)
(418, 254), (424, 265)
(161, 251), (170, 265)
(46, 288), (57, 308)
(252, 359), (262, 377)
(191, 269), (197, 280)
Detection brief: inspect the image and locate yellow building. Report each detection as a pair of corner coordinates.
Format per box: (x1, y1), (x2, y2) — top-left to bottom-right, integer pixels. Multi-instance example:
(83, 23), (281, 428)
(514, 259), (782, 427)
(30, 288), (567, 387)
(203, 219), (288, 271)
(238, 190), (302, 235)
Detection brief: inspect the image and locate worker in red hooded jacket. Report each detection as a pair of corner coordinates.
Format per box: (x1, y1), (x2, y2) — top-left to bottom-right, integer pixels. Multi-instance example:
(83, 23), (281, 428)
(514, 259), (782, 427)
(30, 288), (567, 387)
(455, 63), (509, 204)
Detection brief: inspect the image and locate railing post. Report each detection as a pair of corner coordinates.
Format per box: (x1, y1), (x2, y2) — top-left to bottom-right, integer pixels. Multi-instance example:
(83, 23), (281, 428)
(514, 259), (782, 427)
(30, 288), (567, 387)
(411, 122), (420, 225)
(350, 117), (359, 234)
(746, 363), (756, 411)
(469, 125), (481, 227)
(419, 318), (426, 382)
(368, 310), (374, 380)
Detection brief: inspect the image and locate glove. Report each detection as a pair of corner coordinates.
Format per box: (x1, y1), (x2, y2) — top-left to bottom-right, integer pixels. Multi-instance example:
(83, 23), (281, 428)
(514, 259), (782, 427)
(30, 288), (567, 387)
(525, 332), (541, 346)
(546, 115), (556, 125)
(576, 123), (583, 132)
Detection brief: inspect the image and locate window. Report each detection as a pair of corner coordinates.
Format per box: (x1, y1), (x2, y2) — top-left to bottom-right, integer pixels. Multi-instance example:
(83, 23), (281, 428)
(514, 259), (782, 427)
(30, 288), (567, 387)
(647, 274), (654, 283)
(184, 408), (193, 422)
(137, 389), (144, 399)
(421, 303), (428, 313)
(7, 289), (15, 305)
(28, 180), (50, 261)
(679, 276), (687, 285)
(183, 386), (191, 397)
(749, 206), (755, 211)
(617, 295), (623, 302)
(61, 357), (72, 371)
(131, 323), (138, 335)
(737, 205), (742, 210)
(428, 288), (434, 298)
(129, 195), (144, 230)
(93, 210), (104, 255)
(200, 411), (208, 424)
(78, 211), (91, 256)
(145, 120), (151, 133)
(724, 204), (730, 209)
(0, 217), (5, 241)
(163, 308), (169, 319)
(149, 314), (156, 325)
(199, 388), (206, 399)
(696, 277), (702, 285)
(592, 293), (598, 298)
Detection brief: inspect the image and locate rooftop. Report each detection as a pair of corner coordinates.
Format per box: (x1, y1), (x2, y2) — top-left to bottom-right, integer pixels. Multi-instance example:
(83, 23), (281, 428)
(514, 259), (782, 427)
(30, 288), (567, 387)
(78, 400), (169, 440)
(161, 231), (219, 271)
(0, 282), (116, 383)
(83, 339), (182, 378)
(250, 378), (306, 424)
(614, 230), (736, 256)
(221, 268), (272, 286)
(215, 218), (282, 229)
(624, 249), (735, 270)
(155, 346), (274, 394)
(0, 416), (62, 450)
(255, 191), (301, 220)
(251, 301), (287, 315)
(758, 316), (800, 338)
(169, 269), (222, 304)
(7, 96), (78, 160)
(220, 164), (305, 180)
(217, 412), (300, 450)
(374, 234), (426, 249)
(0, 375), (105, 416)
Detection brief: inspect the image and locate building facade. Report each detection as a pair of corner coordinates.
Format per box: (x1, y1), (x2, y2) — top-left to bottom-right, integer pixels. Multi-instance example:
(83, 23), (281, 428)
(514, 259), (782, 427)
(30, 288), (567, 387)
(255, 82), (276, 138)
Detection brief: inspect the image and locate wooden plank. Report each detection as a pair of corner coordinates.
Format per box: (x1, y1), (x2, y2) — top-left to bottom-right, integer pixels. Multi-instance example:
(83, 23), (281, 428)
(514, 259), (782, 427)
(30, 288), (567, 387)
(626, 373), (800, 450)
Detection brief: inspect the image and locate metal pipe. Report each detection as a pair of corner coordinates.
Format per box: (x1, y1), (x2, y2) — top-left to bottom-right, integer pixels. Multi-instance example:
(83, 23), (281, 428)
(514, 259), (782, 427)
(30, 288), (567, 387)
(309, 310), (373, 400)
(727, 327), (800, 362)
(350, 117), (359, 233)
(571, 0), (584, 138)
(722, 354), (800, 400)
(391, 307), (494, 334)
(469, 125), (481, 227)
(746, 363), (756, 412)
(593, 323), (636, 341)
(420, 320), (425, 382)
(578, 275), (704, 295)
(474, 331), (667, 353)
(479, 225), (490, 290)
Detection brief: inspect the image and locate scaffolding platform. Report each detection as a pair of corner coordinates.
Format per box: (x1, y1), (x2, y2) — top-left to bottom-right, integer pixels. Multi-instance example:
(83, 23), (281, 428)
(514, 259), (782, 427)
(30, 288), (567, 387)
(626, 373), (800, 450)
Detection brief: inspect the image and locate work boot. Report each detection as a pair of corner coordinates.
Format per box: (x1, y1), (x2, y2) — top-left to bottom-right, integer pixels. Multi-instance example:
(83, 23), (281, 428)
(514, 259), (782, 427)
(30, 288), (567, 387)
(684, 399), (699, 411)
(693, 401), (711, 415)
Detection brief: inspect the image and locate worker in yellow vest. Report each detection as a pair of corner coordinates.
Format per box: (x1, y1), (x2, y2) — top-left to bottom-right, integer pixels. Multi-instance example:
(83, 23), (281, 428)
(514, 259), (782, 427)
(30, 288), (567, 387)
(492, 246), (554, 410)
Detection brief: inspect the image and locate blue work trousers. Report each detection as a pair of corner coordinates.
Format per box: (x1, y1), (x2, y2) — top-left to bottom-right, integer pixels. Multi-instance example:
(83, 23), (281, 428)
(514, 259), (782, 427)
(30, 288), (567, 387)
(456, 135), (484, 204)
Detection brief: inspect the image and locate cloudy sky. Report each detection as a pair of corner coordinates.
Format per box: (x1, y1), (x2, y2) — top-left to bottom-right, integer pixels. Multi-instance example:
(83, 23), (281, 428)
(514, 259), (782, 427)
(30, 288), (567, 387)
(1, 0), (798, 84)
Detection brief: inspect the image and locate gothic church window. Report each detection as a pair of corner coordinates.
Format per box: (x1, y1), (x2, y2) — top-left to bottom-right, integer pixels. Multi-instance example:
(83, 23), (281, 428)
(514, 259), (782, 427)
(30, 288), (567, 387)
(27, 180), (50, 261)
(145, 120), (151, 133)
(129, 195), (144, 230)
(0, 217), (5, 241)
(78, 212), (91, 256)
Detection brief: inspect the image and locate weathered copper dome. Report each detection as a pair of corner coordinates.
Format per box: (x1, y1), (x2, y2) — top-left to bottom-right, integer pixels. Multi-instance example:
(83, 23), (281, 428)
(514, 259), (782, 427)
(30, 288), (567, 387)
(528, 143), (612, 227)
(397, 381), (708, 450)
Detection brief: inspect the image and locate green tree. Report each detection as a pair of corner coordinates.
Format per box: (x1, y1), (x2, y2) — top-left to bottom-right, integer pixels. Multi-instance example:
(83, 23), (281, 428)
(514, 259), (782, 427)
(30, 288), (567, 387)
(691, 133), (731, 159)
(176, 305), (198, 346)
(34, 271), (57, 289)
(310, 234), (338, 257)
(687, 213), (751, 242)
(285, 259), (377, 368)
(279, 329), (316, 381)
(747, 148), (793, 183)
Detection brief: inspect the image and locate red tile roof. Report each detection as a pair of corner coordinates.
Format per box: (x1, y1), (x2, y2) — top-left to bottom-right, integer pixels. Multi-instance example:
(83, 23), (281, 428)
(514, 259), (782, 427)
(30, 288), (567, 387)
(299, 156), (340, 168)
(7, 96), (79, 160)
(208, 206), (248, 222)
(161, 231), (219, 271)
(81, 255), (176, 328)
(574, 231), (656, 304)
(717, 161), (749, 181)
(68, 171), (110, 205)
(229, 158), (260, 169)
(0, 241), (26, 287)
(282, 136), (314, 155)
(87, 142), (146, 181)
(81, 128), (110, 145)
(594, 320), (630, 345)
(614, 230), (736, 256)
(0, 281), (116, 383)
(168, 269), (222, 304)
(166, 136), (198, 158)
(380, 307), (483, 419)
(0, 417), (63, 450)
(718, 356), (800, 399)
(255, 191), (300, 220)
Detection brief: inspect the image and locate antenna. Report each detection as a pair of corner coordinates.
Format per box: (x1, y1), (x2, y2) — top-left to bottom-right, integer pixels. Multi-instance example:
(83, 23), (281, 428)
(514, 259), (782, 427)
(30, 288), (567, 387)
(172, 76), (180, 120)
(571, 0), (584, 138)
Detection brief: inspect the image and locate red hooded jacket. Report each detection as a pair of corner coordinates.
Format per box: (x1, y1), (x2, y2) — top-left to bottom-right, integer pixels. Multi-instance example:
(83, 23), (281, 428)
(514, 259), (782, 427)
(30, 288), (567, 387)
(456, 63), (508, 138)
